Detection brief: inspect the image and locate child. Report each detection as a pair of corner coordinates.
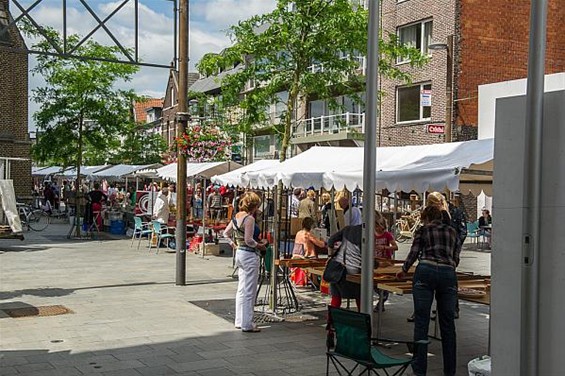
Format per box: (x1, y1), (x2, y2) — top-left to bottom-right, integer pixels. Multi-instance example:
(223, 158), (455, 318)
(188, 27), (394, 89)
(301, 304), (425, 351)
(374, 214), (398, 312)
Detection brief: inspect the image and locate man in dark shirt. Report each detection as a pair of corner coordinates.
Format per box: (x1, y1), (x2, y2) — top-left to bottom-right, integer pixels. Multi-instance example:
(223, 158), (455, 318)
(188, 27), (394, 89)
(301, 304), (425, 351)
(397, 206), (461, 376)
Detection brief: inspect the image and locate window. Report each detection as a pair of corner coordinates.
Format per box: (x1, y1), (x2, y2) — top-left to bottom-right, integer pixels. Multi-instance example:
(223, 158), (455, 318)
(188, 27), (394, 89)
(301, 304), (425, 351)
(397, 20), (432, 63)
(0, 3), (11, 44)
(396, 83), (432, 123)
(253, 135), (274, 158)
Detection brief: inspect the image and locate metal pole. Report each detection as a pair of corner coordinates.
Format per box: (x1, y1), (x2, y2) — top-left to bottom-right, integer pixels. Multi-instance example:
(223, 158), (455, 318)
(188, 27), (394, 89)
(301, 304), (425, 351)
(360, 0), (379, 315)
(269, 185), (278, 312)
(521, 1), (547, 374)
(175, 0), (189, 286)
(445, 35), (453, 142)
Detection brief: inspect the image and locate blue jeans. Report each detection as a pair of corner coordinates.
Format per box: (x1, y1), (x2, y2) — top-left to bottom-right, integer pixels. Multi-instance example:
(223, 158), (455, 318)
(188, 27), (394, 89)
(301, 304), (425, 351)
(412, 263), (457, 376)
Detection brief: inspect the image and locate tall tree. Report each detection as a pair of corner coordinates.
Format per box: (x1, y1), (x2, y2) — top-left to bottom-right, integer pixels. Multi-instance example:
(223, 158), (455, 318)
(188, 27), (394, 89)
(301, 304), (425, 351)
(197, 0), (427, 162)
(26, 25), (139, 171)
(113, 120), (167, 165)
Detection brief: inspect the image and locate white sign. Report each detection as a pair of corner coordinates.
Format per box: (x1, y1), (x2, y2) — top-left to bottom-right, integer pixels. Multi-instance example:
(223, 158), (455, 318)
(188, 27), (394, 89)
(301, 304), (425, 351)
(421, 89), (432, 106)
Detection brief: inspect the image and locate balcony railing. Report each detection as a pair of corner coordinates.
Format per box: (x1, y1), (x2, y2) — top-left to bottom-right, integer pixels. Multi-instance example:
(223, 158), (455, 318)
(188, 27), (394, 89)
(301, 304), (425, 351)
(293, 112), (365, 139)
(307, 56), (366, 75)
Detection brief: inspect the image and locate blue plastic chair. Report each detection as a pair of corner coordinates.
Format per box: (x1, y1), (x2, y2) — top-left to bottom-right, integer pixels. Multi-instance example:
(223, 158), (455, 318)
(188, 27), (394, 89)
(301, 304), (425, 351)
(466, 221), (481, 246)
(149, 220), (175, 254)
(131, 216), (152, 250)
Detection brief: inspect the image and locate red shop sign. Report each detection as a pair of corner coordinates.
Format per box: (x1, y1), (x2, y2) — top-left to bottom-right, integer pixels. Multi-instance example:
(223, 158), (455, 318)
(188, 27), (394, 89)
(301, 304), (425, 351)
(426, 124), (445, 134)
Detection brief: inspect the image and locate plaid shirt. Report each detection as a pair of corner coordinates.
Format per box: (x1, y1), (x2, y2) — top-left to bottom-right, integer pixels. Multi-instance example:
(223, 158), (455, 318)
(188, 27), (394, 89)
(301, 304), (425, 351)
(402, 220), (462, 273)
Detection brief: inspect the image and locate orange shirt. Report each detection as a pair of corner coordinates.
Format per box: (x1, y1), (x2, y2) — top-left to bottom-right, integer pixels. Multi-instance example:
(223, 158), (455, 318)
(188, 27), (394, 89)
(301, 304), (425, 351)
(293, 229), (326, 258)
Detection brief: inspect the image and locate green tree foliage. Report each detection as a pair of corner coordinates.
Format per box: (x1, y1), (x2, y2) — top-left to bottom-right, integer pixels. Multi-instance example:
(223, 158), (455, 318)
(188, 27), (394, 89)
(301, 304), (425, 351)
(25, 24), (140, 171)
(114, 120), (167, 165)
(197, 0), (427, 161)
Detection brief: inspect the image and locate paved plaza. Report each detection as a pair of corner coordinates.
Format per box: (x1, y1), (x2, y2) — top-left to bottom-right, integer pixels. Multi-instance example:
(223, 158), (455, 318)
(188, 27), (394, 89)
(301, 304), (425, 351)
(1, 223), (491, 375)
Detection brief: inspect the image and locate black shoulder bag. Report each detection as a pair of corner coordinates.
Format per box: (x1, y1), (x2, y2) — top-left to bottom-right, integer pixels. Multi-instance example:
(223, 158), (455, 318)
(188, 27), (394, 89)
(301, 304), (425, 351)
(323, 240), (347, 283)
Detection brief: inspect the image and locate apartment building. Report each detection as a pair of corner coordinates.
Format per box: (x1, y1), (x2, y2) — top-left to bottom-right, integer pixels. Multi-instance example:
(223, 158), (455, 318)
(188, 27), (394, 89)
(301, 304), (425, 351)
(0, 0), (31, 197)
(379, 0), (564, 146)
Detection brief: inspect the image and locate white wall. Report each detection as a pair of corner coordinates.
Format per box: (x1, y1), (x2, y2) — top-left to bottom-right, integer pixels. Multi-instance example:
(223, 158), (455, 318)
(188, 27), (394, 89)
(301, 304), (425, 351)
(492, 90), (565, 375)
(478, 72), (565, 139)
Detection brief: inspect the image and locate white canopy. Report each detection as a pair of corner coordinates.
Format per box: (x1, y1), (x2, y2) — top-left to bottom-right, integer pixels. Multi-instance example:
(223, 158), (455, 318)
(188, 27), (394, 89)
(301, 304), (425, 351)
(92, 164), (162, 179)
(211, 159), (280, 187)
(31, 166), (63, 176)
(58, 165), (112, 178)
(246, 139), (493, 193)
(157, 161), (242, 182)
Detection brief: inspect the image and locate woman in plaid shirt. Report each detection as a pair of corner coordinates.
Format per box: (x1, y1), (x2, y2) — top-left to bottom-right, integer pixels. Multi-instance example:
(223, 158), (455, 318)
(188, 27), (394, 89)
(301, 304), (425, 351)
(397, 205), (462, 376)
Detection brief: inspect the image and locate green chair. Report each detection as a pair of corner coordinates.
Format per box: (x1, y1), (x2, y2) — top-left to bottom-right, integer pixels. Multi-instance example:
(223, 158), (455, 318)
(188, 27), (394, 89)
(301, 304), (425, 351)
(149, 220), (175, 254)
(327, 306), (423, 376)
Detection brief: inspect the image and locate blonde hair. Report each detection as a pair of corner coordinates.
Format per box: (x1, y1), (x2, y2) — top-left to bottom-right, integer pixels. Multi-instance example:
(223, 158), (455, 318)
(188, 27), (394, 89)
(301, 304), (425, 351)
(321, 192), (331, 203)
(427, 191), (449, 212)
(239, 192), (261, 213)
(375, 211), (387, 229)
(307, 190), (316, 199)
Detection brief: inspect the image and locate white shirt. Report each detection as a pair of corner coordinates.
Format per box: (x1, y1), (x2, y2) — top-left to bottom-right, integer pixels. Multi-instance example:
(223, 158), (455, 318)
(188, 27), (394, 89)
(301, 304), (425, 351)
(152, 192), (170, 223)
(344, 206), (362, 226)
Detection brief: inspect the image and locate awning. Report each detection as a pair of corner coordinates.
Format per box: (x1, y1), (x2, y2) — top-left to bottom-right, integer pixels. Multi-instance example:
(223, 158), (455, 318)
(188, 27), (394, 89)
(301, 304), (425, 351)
(211, 159), (280, 187)
(157, 161), (242, 182)
(58, 165), (113, 178)
(31, 166), (63, 177)
(92, 164), (162, 179)
(246, 139), (493, 194)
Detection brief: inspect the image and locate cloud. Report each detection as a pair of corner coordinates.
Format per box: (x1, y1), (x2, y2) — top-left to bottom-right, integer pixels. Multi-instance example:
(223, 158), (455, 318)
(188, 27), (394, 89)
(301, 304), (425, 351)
(17, 0), (276, 130)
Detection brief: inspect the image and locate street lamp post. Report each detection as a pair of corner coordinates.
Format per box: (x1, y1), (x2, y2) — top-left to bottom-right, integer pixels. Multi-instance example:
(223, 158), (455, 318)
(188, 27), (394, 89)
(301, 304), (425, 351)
(429, 34), (454, 142)
(175, 0), (189, 285)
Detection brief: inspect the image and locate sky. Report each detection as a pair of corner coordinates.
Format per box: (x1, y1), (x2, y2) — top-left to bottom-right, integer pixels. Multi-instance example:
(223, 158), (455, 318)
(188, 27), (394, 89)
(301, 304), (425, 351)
(15, 0), (277, 131)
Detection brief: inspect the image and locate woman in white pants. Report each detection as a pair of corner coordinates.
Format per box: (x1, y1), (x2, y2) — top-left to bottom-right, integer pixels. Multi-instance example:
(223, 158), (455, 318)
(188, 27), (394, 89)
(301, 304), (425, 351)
(223, 192), (267, 333)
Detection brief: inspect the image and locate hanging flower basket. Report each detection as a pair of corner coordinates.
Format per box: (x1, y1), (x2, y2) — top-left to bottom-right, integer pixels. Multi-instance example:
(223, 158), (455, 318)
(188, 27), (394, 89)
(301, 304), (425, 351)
(174, 124), (232, 163)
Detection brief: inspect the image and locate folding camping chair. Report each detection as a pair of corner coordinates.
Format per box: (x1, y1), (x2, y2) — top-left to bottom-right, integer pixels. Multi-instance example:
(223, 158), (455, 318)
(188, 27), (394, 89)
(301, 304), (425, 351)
(326, 306), (426, 375)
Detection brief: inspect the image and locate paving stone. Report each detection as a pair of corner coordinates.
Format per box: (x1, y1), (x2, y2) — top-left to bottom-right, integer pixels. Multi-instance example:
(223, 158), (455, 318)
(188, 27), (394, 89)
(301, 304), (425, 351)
(135, 365), (178, 376)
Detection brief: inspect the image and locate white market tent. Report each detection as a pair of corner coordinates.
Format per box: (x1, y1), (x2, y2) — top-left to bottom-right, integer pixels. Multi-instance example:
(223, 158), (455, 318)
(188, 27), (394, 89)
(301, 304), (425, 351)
(92, 164), (162, 179)
(58, 165), (112, 178)
(211, 159), (280, 187)
(31, 166), (63, 177)
(157, 161), (242, 182)
(246, 138), (493, 194)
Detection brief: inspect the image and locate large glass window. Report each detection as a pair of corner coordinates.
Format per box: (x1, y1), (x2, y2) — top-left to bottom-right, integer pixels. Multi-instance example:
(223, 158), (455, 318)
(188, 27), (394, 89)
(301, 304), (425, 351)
(397, 83), (432, 123)
(397, 19), (433, 63)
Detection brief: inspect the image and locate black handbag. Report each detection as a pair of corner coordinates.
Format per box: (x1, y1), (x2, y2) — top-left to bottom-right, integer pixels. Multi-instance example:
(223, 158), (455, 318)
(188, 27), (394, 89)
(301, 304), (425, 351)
(323, 240), (347, 283)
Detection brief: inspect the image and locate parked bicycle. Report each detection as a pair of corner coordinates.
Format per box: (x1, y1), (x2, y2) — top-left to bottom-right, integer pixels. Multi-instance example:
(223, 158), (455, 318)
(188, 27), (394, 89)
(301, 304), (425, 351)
(392, 210), (422, 243)
(18, 203), (50, 231)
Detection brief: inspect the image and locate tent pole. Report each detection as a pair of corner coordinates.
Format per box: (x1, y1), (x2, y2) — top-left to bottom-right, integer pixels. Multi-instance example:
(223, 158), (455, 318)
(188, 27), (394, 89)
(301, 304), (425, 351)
(361, 0), (379, 315)
(329, 187), (337, 235)
(270, 185), (278, 313)
(201, 177), (206, 258)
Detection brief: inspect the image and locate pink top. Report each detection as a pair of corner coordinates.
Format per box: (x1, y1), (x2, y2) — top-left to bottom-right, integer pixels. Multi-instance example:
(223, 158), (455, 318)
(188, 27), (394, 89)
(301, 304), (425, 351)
(375, 231), (395, 259)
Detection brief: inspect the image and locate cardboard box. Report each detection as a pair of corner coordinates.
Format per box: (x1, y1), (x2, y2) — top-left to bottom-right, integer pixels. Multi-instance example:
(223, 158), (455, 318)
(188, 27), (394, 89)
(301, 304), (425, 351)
(198, 243), (220, 256)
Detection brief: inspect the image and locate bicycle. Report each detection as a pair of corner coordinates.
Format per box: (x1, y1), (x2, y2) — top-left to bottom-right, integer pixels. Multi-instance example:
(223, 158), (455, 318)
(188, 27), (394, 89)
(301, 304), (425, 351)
(392, 210), (422, 243)
(18, 203), (50, 231)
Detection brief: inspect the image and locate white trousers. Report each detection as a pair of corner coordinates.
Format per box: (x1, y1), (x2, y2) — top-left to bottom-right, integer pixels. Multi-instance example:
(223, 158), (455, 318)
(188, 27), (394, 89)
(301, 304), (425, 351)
(235, 249), (260, 330)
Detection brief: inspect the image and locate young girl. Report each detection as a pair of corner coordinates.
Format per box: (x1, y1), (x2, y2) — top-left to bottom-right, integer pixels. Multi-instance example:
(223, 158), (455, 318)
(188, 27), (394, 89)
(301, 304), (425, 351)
(374, 214), (398, 312)
(374, 215), (398, 260)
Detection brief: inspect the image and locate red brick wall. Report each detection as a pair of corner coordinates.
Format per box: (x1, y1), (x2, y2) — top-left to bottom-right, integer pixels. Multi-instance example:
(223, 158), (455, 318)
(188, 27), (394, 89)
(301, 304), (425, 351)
(455, 0), (565, 128)
(0, 0), (31, 197)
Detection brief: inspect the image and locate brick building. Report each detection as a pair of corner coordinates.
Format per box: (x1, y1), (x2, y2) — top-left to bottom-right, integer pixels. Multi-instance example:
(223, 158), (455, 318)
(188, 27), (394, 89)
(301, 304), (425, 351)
(379, 0), (564, 146)
(0, 0), (31, 197)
